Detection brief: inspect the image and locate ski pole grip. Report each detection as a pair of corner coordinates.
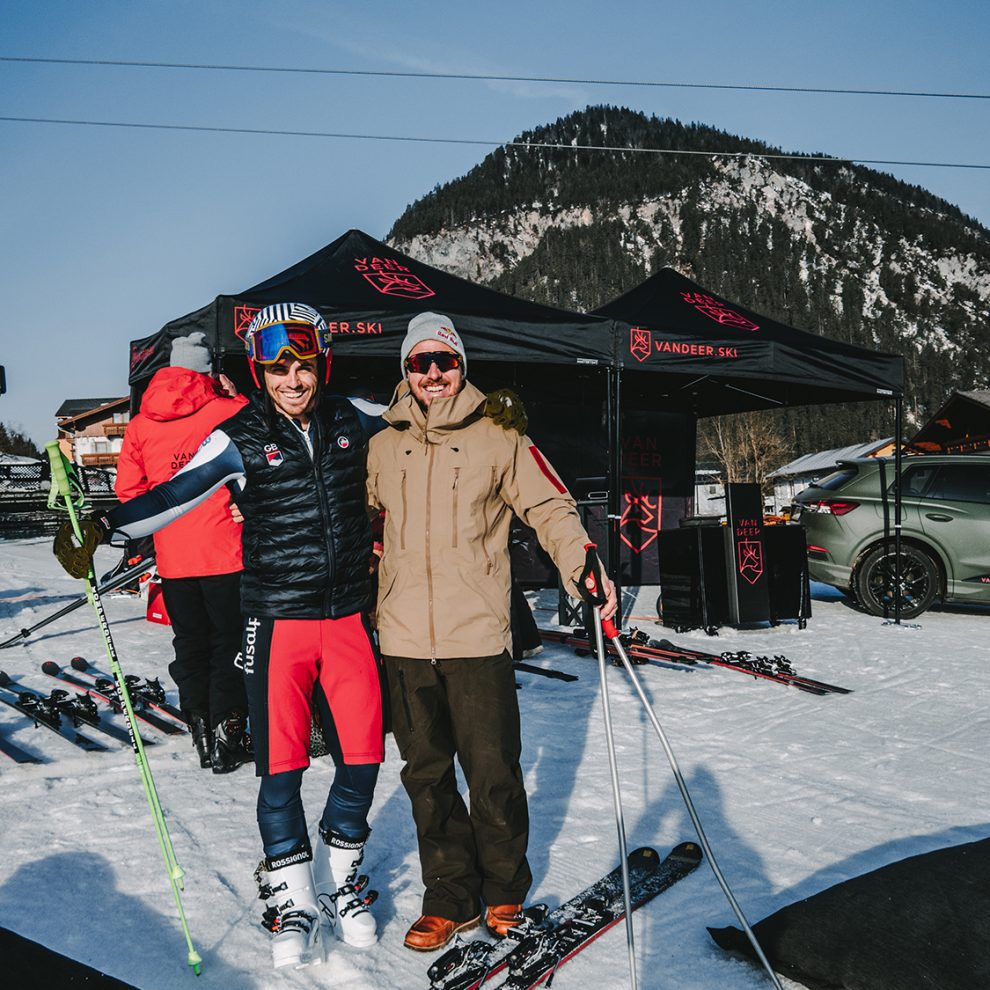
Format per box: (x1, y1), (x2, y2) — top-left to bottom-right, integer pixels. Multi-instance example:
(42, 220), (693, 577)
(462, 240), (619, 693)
(578, 543), (608, 608)
(601, 616), (620, 640)
(45, 441), (72, 499)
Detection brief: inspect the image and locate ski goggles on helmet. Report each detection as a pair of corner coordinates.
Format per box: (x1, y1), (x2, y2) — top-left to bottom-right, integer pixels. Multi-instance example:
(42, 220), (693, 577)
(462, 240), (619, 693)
(403, 351), (463, 376)
(246, 320), (332, 365)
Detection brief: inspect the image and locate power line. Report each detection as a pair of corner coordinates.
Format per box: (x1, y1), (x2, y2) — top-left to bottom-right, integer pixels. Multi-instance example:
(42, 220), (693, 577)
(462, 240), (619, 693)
(2, 54), (989, 101)
(1, 114), (987, 170)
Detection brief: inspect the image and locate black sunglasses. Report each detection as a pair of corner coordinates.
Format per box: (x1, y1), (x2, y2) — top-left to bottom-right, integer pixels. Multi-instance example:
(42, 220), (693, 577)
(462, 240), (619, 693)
(404, 351), (462, 375)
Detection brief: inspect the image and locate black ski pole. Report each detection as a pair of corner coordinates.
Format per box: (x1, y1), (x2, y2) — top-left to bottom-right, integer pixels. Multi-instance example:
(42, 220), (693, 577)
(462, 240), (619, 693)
(0, 554), (156, 649)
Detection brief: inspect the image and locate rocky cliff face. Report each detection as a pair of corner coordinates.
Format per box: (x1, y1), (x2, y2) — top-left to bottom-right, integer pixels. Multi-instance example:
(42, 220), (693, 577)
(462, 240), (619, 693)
(387, 107), (990, 447)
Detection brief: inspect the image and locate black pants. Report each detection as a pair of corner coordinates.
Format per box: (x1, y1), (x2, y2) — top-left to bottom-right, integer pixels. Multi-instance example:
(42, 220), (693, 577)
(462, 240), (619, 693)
(160, 572), (246, 727)
(510, 582), (541, 660)
(385, 652), (531, 922)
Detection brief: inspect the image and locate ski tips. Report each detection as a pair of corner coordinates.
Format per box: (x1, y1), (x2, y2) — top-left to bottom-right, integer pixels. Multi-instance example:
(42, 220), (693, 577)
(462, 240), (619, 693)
(670, 841), (704, 865)
(70, 656), (89, 672)
(41, 661), (61, 675)
(0, 670), (10, 688)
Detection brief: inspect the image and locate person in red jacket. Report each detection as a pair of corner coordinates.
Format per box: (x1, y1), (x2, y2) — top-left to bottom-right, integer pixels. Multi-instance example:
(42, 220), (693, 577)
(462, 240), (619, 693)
(115, 332), (251, 772)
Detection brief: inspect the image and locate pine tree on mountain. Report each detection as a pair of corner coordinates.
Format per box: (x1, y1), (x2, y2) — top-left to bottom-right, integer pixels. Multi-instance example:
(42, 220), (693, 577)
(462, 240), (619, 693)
(0, 422), (42, 460)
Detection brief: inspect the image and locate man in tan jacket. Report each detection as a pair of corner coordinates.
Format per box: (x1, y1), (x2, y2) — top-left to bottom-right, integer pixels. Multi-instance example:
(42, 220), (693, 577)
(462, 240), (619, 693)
(367, 312), (617, 952)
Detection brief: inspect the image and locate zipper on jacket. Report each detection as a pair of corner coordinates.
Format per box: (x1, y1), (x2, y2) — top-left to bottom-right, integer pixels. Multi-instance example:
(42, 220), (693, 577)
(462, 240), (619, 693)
(400, 468), (407, 551)
(309, 415), (336, 616)
(479, 464), (495, 574)
(396, 668), (414, 733)
(425, 444), (437, 661)
(451, 467), (460, 548)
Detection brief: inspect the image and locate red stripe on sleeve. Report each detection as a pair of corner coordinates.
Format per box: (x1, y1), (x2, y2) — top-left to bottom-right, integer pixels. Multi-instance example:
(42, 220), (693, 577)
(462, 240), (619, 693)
(529, 445), (567, 493)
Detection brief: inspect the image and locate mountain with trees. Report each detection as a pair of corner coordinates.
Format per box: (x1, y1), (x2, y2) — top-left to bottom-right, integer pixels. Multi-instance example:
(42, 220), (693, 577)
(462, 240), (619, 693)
(0, 422), (42, 460)
(387, 106), (990, 480)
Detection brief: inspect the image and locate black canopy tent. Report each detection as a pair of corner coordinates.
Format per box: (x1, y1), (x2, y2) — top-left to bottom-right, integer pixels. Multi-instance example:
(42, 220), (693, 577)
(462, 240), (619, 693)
(129, 237), (907, 602)
(909, 389), (990, 454)
(592, 267), (906, 599)
(594, 267), (903, 413)
(128, 228), (615, 388)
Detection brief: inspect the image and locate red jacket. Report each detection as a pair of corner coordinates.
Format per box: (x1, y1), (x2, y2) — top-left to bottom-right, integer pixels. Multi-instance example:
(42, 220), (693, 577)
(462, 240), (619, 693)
(115, 367), (247, 578)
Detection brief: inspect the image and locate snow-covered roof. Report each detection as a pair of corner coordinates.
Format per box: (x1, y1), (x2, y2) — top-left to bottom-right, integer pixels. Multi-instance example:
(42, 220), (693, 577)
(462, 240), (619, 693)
(957, 389), (990, 408)
(0, 452), (41, 465)
(769, 438), (894, 479)
(55, 397), (127, 420)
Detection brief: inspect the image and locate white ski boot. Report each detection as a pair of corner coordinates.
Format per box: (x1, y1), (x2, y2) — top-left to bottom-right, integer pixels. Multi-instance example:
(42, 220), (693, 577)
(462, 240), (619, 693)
(315, 828), (378, 947)
(255, 845), (324, 969)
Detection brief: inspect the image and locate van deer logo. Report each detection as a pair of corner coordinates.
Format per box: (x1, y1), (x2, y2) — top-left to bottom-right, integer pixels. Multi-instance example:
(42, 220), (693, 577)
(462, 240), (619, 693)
(629, 327), (652, 363)
(737, 539), (764, 584)
(681, 292), (759, 332)
(234, 305), (260, 343)
(353, 256), (435, 300)
(619, 477), (662, 553)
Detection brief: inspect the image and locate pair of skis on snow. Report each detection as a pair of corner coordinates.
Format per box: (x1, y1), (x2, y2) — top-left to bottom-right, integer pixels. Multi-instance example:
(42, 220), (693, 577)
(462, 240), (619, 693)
(428, 841), (703, 990)
(539, 626), (851, 696)
(0, 658), (187, 763)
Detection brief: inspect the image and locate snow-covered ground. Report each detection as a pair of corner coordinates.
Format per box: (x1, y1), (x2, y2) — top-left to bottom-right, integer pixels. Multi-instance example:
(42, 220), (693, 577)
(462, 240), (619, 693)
(1, 536), (988, 990)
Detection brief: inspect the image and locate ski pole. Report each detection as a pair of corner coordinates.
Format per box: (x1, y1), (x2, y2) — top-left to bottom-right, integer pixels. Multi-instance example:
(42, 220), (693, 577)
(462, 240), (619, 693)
(45, 442), (202, 977)
(0, 555), (156, 649)
(602, 620), (784, 990)
(580, 546), (638, 990)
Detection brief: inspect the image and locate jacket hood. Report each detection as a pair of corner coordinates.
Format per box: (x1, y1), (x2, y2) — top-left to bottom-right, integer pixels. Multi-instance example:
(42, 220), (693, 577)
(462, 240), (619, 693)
(140, 366), (222, 422)
(383, 380), (487, 441)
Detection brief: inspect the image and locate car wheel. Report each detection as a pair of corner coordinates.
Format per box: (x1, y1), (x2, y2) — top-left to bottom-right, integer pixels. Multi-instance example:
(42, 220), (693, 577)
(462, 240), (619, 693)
(853, 545), (939, 619)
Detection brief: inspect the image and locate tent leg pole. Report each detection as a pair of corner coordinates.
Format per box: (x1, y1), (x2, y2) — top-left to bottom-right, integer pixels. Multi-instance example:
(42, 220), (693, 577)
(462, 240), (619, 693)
(608, 367), (623, 611)
(894, 396), (903, 625)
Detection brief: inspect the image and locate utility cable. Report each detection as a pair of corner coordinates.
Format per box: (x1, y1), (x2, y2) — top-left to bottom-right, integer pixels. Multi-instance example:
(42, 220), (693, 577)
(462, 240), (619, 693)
(2, 55), (988, 101)
(1, 114), (987, 170)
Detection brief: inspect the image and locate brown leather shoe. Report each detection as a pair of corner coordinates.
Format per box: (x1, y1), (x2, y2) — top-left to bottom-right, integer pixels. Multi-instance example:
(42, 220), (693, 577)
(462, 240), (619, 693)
(403, 913), (481, 952)
(485, 903), (524, 937)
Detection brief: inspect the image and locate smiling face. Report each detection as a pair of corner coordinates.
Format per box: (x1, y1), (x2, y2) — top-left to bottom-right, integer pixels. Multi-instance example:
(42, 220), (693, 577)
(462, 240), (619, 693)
(263, 355), (319, 426)
(406, 340), (465, 408)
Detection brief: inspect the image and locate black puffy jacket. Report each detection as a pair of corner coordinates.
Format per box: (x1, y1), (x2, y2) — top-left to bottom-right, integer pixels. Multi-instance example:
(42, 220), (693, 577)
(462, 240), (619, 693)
(220, 393), (372, 619)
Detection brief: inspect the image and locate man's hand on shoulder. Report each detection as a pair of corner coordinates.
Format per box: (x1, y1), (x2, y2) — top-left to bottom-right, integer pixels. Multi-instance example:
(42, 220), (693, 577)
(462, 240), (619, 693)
(485, 388), (528, 434)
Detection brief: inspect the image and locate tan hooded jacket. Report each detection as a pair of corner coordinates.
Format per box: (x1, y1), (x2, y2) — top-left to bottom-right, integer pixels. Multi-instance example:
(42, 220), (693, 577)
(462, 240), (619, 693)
(367, 380), (591, 660)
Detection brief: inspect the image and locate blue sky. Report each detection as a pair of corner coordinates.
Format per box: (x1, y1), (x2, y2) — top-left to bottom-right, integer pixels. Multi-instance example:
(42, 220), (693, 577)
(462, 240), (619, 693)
(2, 0), (988, 446)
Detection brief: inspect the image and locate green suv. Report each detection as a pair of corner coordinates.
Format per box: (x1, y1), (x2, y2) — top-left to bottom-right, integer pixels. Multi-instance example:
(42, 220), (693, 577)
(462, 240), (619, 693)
(792, 454), (990, 618)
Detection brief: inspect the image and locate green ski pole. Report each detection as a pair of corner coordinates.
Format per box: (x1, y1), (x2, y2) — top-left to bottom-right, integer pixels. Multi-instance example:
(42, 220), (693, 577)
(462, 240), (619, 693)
(46, 441), (202, 976)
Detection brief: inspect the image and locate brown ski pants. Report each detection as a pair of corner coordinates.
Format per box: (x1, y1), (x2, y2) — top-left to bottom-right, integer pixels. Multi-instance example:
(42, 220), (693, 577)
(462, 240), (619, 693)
(384, 651), (532, 921)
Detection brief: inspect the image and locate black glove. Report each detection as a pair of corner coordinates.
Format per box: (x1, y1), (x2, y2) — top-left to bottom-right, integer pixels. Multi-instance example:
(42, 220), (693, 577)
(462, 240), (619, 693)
(53, 516), (110, 579)
(485, 388), (528, 434)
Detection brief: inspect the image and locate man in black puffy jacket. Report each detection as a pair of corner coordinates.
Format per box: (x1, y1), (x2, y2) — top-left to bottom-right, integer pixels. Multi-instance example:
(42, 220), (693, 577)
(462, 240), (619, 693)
(63, 303), (386, 970)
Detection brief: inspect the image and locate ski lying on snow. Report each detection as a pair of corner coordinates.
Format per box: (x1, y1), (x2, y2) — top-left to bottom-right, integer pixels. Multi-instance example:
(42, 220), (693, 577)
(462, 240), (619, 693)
(539, 627), (850, 696)
(428, 841), (702, 990)
(538, 627), (697, 673)
(69, 657), (188, 725)
(0, 671), (138, 747)
(645, 636), (852, 695)
(41, 663), (186, 736)
(0, 679), (110, 752)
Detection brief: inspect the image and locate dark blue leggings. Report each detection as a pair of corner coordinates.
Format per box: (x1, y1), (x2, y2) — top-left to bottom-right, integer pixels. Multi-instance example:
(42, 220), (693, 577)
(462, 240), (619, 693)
(257, 762), (380, 857)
